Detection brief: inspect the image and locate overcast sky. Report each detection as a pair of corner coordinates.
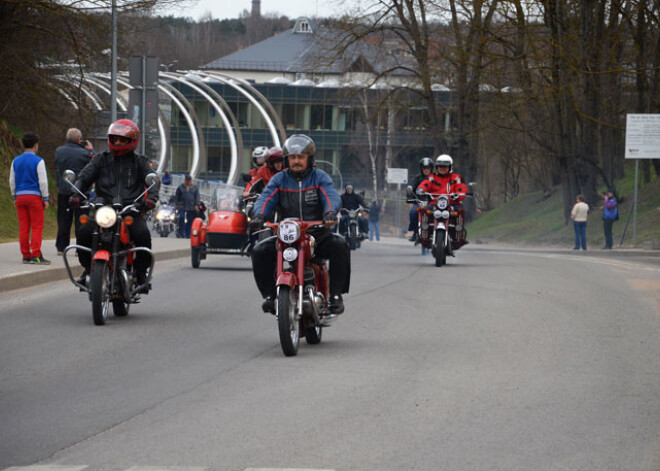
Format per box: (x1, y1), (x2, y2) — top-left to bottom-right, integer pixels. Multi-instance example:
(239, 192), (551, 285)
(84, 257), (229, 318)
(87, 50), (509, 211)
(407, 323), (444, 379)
(157, 0), (354, 21)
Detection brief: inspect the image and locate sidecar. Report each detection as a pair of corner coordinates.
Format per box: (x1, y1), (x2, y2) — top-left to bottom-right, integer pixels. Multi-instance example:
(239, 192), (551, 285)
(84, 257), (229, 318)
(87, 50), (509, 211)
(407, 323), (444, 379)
(190, 186), (248, 268)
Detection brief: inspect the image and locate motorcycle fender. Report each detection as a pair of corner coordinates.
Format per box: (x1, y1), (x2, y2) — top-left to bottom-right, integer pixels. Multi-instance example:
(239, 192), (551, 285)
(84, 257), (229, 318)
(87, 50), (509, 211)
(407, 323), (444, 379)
(191, 218), (206, 247)
(93, 250), (111, 262)
(435, 222), (447, 231)
(276, 272), (298, 290)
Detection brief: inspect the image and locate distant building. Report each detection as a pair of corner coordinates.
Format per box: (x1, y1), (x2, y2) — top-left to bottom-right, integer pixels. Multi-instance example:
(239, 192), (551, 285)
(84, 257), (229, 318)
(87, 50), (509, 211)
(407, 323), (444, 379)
(167, 17), (456, 188)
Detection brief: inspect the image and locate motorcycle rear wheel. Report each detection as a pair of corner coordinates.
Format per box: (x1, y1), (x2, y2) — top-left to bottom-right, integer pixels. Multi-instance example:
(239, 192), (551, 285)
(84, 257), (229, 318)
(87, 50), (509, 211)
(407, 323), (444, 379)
(91, 261), (110, 325)
(305, 323), (322, 345)
(277, 286), (299, 356)
(113, 300), (129, 317)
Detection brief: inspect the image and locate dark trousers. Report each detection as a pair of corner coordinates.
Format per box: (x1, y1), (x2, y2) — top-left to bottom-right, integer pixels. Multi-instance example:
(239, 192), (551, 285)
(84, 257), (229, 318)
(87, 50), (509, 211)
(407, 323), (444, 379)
(76, 215), (152, 274)
(251, 231), (351, 298)
(603, 219), (614, 248)
(573, 221), (587, 250)
(408, 205), (418, 232)
(56, 192), (81, 252)
(178, 210), (194, 237)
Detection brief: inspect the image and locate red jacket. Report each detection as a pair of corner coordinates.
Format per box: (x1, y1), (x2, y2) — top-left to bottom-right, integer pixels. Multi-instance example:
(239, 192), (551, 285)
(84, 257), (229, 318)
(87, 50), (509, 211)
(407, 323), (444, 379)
(417, 173), (466, 202)
(245, 165), (279, 195)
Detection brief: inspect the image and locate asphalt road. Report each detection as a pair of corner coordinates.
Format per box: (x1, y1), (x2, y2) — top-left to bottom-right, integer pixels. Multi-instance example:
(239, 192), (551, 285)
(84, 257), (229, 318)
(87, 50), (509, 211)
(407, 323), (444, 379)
(2, 242), (660, 471)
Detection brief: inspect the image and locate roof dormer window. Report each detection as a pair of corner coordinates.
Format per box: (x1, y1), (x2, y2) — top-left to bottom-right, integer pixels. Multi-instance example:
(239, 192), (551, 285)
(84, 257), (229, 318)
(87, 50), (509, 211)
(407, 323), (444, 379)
(293, 18), (313, 34)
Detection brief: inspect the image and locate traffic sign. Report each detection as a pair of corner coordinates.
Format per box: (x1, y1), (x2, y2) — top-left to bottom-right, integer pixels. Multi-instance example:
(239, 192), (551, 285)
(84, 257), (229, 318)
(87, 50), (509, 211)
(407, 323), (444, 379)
(387, 168), (408, 184)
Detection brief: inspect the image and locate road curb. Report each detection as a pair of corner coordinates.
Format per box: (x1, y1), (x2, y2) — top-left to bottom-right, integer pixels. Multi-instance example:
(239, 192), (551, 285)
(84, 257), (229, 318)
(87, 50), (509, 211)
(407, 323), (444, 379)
(0, 248), (191, 294)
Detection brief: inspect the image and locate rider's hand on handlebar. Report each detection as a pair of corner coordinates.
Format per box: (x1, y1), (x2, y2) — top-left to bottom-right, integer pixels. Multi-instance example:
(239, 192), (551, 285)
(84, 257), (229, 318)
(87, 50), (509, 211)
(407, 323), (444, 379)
(68, 194), (82, 208)
(249, 215), (265, 231)
(323, 211), (338, 227)
(141, 199), (156, 211)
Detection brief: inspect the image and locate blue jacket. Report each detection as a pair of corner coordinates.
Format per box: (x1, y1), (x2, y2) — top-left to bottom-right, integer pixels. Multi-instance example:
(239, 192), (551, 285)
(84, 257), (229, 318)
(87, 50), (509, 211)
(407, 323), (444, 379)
(254, 168), (341, 221)
(10, 151), (49, 201)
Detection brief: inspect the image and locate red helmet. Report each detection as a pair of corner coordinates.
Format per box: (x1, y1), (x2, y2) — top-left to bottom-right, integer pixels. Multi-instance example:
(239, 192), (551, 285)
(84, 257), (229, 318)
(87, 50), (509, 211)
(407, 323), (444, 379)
(107, 119), (140, 156)
(266, 146), (284, 167)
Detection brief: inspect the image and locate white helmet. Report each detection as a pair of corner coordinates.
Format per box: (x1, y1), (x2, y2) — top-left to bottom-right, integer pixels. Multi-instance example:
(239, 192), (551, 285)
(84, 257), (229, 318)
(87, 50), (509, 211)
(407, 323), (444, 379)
(251, 146), (269, 166)
(435, 154), (453, 171)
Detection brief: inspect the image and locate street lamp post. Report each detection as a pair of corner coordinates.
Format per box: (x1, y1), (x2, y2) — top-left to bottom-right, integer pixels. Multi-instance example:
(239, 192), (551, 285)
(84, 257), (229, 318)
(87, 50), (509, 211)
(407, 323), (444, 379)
(110, 0), (118, 122)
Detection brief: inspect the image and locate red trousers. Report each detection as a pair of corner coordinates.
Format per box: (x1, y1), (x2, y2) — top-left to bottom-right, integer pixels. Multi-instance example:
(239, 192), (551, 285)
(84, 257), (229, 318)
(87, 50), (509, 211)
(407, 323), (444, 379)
(15, 195), (44, 259)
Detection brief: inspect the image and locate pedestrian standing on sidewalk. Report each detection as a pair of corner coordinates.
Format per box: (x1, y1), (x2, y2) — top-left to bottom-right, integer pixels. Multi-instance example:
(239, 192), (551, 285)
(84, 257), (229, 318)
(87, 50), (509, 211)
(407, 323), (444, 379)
(174, 174), (200, 238)
(368, 199), (381, 241)
(570, 194), (589, 251)
(602, 190), (618, 249)
(54, 128), (94, 255)
(9, 132), (50, 264)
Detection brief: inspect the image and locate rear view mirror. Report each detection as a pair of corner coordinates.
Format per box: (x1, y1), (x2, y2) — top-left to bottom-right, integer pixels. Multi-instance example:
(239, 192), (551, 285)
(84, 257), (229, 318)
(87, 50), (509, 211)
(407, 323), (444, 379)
(63, 169), (76, 183)
(145, 173), (159, 186)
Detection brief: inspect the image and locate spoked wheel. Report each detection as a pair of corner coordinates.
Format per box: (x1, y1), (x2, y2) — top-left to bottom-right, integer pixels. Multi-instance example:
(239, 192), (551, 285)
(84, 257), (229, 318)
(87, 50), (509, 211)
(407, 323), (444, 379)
(305, 323), (322, 345)
(277, 286), (300, 356)
(91, 261), (110, 325)
(434, 231), (446, 267)
(191, 246), (202, 268)
(113, 300), (130, 317)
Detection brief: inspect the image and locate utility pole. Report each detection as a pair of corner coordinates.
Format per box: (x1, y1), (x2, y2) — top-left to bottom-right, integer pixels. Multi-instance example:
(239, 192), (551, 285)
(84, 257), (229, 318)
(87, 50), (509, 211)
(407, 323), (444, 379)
(110, 0), (118, 122)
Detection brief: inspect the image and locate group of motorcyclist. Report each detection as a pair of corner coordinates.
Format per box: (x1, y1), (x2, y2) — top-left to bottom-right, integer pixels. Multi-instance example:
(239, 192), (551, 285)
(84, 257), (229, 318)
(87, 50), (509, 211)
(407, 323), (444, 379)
(407, 154), (465, 242)
(66, 118), (465, 317)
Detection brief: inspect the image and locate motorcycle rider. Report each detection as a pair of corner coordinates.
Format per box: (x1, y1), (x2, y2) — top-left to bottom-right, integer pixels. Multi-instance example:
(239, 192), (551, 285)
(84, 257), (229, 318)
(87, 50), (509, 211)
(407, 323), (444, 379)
(249, 134), (350, 315)
(407, 157), (435, 241)
(417, 154), (465, 201)
(243, 146), (284, 196)
(339, 184), (369, 237)
(70, 119), (158, 291)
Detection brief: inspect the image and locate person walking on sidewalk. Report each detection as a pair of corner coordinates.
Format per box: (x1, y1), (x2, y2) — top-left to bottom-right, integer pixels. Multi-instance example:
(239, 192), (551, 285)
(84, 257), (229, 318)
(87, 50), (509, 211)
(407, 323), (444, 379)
(570, 194), (589, 251)
(602, 190), (618, 249)
(368, 199), (381, 241)
(9, 132), (50, 264)
(54, 128), (94, 255)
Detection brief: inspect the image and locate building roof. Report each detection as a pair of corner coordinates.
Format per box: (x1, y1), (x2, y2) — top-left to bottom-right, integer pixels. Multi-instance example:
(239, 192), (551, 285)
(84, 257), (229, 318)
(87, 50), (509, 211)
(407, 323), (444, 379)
(202, 17), (415, 78)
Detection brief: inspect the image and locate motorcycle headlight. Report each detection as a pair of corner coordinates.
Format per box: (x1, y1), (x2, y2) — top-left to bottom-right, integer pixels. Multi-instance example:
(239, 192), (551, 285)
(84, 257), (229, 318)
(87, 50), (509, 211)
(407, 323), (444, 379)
(95, 206), (117, 228)
(436, 196), (449, 210)
(155, 211), (165, 221)
(349, 210), (357, 217)
(309, 235), (315, 257)
(433, 210), (443, 219)
(169, 214), (176, 221)
(278, 220), (301, 244)
(442, 210), (450, 219)
(283, 247), (298, 262)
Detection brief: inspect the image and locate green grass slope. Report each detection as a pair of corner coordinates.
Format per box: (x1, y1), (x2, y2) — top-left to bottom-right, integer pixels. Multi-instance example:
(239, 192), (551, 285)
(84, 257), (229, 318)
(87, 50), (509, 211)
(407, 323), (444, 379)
(469, 164), (660, 249)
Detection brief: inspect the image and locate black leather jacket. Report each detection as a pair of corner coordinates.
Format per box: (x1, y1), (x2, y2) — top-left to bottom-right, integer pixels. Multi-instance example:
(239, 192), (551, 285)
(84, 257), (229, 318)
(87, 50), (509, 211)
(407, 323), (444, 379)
(76, 150), (159, 205)
(341, 192), (365, 211)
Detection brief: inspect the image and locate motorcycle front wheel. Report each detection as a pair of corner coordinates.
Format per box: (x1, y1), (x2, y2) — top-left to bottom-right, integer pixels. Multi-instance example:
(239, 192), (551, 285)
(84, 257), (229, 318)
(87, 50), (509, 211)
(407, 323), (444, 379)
(434, 230), (446, 267)
(277, 286), (300, 356)
(91, 261), (110, 325)
(348, 234), (357, 250)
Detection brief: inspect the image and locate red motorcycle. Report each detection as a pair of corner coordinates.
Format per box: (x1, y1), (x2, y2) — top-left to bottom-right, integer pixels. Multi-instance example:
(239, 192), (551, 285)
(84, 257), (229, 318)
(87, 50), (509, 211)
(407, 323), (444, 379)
(264, 218), (339, 356)
(407, 185), (470, 267)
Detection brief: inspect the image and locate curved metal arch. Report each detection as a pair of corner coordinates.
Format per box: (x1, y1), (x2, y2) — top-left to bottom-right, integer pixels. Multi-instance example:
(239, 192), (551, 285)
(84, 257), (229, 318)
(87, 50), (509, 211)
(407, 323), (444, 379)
(177, 73), (245, 181)
(194, 71), (282, 148)
(57, 88), (79, 110)
(85, 75), (127, 111)
(157, 81), (203, 179)
(162, 72), (239, 185)
(54, 75), (104, 111)
(204, 71), (287, 144)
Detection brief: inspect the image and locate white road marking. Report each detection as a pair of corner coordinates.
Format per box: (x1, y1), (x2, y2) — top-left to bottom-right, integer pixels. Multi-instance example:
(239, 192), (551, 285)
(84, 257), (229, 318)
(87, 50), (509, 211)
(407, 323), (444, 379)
(4, 467), (88, 471)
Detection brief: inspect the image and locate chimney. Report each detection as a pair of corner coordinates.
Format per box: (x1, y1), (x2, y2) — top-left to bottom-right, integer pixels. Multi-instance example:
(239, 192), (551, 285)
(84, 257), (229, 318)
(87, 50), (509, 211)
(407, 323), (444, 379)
(251, 0), (261, 19)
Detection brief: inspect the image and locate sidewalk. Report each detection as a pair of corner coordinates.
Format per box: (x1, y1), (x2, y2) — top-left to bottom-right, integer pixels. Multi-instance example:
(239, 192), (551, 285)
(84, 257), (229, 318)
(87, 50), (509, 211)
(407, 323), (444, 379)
(0, 237), (191, 293)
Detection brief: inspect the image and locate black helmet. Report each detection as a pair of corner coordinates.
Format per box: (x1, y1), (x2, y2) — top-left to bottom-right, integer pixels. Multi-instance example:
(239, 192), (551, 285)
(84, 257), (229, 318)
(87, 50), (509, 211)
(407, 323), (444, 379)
(345, 184), (354, 192)
(419, 157), (434, 172)
(283, 134), (316, 167)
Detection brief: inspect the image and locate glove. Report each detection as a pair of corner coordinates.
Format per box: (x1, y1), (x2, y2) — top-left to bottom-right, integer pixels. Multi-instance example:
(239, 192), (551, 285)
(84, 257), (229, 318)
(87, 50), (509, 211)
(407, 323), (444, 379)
(141, 199), (156, 211)
(249, 215), (265, 231)
(323, 211), (338, 226)
(68, 194), (82, 207)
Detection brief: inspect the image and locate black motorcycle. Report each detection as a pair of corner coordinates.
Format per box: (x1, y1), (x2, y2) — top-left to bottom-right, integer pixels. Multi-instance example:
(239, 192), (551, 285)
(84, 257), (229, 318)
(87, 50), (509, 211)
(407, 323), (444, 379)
(62, 170), (160, 325)
(340, 206), (368, 250)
